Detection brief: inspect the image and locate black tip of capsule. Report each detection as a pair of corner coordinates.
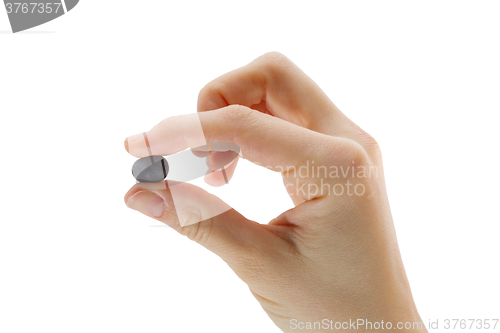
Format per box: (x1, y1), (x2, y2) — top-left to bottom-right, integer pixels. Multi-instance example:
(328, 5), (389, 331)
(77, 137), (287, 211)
(161, 159), (167, 178)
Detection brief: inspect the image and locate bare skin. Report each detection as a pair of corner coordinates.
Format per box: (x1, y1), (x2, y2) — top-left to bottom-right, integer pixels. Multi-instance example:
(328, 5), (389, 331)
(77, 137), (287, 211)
(124, 52), (427, 332)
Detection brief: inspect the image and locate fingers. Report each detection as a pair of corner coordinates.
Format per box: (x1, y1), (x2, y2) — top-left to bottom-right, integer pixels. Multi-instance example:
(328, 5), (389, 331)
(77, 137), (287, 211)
(191, 143), (240, 184)
(125, 105), (370, 202)
(197, 52), (382, 161)
(197, 52), (355, 137)
(124, 181), (231, 228)
(125, 105), (359, 173)
(203, 153), (239, 187)
(124, 181), (294, 279)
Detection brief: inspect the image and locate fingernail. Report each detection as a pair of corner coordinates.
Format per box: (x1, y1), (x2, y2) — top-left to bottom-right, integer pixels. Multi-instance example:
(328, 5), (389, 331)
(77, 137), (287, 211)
(126, 191), (164, 217)
(125, 133), (144, 152)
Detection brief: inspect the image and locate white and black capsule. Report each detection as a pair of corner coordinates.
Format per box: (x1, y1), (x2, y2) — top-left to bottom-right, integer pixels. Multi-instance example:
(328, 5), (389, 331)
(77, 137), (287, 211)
(131, 142), (240, 184)
(132, 156), (169, 183)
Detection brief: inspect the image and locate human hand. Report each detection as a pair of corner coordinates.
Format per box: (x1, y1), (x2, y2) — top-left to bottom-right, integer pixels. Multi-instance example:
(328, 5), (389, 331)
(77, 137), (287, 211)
(124, 52), (426, 332)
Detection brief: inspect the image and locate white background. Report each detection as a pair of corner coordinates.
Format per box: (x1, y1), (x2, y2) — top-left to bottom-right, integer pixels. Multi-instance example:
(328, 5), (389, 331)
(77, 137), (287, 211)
(1, 1), (499, 332)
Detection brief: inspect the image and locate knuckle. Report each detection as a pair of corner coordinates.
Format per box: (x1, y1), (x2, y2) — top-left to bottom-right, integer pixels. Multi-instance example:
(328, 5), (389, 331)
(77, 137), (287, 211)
(223, 104), (256, 124)
(158, 115), (173, 126)
(197, 85), (211, 106)
(197, 81), (226, 110)
(350, 124), (381, 157)
(257, 51), (294, 75)
(366, 139), (381, 159)
(260, 51), (289, 63)
(333, 138), (370, 168)
(157, 115), (181, 130)
(181, 218), (215, 244)
(357, 128), (381, 154)
(347, 141), (370, 168)
(362, 132), (379, 147)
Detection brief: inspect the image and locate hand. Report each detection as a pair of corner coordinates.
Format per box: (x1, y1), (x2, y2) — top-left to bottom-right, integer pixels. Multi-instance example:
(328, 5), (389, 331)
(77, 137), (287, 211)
(124, 52), (427, 332)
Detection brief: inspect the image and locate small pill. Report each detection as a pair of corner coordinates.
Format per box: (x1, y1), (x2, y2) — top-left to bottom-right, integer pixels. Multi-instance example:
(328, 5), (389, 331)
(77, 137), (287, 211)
(130, 142), (240, 183)
(132, 156), (169, 183)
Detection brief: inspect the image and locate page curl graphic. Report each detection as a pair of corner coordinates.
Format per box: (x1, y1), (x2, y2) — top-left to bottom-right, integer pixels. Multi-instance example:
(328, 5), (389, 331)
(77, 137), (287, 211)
(4, 0), (79, 33)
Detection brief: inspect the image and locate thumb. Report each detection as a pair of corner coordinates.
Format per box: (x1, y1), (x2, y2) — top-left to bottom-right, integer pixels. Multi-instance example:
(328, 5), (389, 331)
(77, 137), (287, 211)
(124, 181), (291, 275)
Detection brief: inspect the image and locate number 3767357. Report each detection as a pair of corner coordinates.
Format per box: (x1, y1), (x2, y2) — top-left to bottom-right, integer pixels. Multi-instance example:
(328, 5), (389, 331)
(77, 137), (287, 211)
(5, 3), (62, 14)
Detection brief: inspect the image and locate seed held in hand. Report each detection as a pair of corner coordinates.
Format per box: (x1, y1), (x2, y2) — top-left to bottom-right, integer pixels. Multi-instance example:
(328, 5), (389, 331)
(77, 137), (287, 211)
(132, 156), (169, 183)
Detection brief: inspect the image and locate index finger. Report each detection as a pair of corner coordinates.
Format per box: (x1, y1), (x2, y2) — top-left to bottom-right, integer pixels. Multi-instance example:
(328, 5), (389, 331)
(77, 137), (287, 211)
(125, 105), (357, 172)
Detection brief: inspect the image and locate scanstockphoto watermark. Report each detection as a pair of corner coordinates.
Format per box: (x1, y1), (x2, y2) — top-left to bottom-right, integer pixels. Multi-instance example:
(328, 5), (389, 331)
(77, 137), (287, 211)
(254, 160), (379, 197)
(290, 319), (424, 330)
